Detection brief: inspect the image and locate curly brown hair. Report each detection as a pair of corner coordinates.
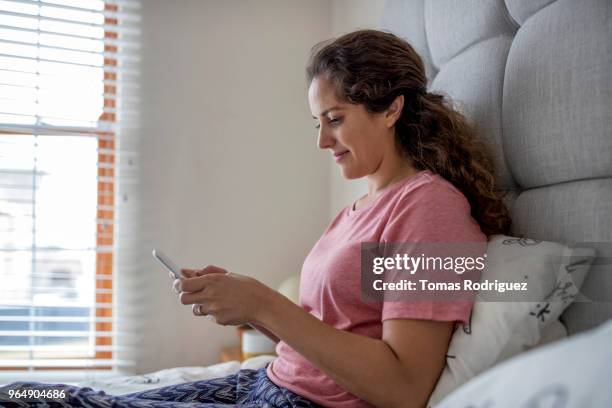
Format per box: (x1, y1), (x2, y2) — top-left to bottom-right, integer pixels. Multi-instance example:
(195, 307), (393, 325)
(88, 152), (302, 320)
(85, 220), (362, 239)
(306, 29), (511, 236)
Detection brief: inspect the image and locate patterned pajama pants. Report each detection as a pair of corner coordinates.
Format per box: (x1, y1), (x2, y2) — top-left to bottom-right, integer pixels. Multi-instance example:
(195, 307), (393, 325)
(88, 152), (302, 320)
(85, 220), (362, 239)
(0, 366), (321, 407)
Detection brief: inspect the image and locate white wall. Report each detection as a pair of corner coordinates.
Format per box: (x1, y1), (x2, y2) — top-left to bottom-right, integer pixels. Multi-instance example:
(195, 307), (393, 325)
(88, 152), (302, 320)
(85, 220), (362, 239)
(135, 0), (332, 373)
(332, 0), (386, 36)
(329, 0), (387, 216)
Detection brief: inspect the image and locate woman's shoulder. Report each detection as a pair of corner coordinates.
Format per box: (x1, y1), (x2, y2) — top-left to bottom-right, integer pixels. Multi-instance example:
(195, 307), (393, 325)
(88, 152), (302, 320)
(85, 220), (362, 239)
(395, 170), (470, 209)
(383, 171), (485, 242)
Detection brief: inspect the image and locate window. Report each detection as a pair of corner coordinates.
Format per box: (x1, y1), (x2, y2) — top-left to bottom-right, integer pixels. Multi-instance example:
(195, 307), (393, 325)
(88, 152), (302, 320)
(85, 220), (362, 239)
(0, 0), (139, 374)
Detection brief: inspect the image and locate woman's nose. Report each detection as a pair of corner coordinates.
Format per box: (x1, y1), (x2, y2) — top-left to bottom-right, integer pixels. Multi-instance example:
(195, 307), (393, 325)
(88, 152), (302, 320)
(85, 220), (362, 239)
(317, 127), (335, 150)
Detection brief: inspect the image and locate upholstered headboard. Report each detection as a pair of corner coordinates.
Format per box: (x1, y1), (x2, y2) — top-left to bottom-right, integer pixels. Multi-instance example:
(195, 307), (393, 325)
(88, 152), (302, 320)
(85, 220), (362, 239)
(380, 0), (611, 335)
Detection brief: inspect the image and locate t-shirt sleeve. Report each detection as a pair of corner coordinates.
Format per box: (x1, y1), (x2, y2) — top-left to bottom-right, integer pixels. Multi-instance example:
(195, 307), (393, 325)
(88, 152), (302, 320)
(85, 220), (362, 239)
(379, 181), (486, 325)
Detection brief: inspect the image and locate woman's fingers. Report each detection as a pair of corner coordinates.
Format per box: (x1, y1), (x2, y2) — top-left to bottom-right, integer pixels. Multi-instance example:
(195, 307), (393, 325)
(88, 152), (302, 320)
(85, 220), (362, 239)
(180, 268), (198, 278)
(171, 269), (197, 293)
(174, 266), (228, 293)
(180, 286), (214, 305)
(191, 303), (218, 325)
(172, 266), (221, 292)
(172, 266), (234, 326)
(172, 278), (181, 294)
(178, 265), (227, 280)
(195, 265), (228, 276)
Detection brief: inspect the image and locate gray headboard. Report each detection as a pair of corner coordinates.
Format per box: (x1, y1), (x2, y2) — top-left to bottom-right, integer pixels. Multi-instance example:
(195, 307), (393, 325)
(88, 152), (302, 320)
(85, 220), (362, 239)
(380, 0), (612, 335)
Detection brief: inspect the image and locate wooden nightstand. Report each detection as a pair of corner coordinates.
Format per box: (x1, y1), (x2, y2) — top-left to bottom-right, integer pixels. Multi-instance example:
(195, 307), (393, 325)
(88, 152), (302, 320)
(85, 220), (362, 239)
(219, 345), (243, 362)
(219, 324), (277, 362)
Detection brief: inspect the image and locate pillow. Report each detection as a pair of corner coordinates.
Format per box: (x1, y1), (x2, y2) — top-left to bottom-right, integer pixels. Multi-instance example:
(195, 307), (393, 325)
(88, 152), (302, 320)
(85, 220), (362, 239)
(531, 318), (567, 349)
(427, 234), (596, 406)
(436, 318), (612, 407)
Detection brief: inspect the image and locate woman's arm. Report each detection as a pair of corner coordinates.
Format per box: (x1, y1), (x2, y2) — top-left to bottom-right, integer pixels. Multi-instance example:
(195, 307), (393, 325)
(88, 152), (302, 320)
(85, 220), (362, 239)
(258, 291), (453, 408)
(177, 269), (453, 408)
(247, 322), (280, 343)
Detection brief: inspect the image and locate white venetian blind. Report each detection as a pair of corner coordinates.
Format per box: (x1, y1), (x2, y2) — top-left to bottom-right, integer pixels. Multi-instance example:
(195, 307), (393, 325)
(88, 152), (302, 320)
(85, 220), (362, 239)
(0, 0), (140, 374)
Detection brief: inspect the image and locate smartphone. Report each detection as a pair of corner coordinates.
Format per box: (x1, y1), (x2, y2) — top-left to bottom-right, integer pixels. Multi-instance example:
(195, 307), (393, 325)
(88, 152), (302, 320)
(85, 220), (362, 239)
(152, 249), (185, 279)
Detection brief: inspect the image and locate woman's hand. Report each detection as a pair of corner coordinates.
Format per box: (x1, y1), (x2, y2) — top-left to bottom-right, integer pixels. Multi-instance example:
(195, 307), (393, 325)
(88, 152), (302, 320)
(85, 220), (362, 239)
(170, 266), (279, 326)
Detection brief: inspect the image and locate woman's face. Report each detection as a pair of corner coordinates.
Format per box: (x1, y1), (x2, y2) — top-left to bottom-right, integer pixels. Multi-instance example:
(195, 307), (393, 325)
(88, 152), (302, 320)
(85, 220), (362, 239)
(308, 76), (396, 179)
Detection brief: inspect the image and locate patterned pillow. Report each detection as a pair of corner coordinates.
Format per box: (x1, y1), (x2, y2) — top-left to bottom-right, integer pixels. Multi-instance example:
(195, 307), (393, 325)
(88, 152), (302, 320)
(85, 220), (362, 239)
(427, 235), (596, 407)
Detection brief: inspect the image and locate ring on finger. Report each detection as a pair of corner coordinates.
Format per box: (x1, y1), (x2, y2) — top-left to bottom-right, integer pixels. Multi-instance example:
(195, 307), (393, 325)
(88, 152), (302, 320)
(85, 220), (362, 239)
(195, 304), (207, 316)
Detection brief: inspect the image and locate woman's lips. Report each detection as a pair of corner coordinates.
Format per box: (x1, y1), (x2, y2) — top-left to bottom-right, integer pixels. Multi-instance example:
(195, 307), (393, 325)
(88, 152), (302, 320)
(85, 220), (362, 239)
(334, 150), (349, 162)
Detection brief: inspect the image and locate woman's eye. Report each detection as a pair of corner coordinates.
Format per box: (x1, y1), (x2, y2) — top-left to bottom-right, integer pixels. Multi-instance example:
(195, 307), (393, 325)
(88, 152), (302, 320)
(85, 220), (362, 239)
(314, 117), (341, 129)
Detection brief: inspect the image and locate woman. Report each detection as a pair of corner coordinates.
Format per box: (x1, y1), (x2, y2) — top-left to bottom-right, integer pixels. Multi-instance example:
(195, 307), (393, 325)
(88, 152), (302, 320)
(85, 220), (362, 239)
(1, 30), (509, 408)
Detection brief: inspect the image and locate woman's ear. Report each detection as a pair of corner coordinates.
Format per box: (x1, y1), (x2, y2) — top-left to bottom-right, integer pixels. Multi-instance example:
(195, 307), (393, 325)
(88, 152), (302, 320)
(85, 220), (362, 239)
(385, 94), (404, 128)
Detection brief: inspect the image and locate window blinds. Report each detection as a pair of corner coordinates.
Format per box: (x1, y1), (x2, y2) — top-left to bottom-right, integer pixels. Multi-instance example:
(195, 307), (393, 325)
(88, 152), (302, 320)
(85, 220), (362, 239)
(0, 0), (140, 374)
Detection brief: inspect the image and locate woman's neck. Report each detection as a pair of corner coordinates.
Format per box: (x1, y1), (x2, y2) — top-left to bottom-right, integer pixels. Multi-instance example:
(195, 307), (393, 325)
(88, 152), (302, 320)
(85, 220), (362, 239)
(365, 155), (419, 196)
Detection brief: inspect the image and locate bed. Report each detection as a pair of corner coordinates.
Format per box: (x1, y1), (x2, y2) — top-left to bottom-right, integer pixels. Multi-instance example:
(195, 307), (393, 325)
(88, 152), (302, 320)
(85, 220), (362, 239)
(19, 0), (612, 405)
(74, 356), (275, 396)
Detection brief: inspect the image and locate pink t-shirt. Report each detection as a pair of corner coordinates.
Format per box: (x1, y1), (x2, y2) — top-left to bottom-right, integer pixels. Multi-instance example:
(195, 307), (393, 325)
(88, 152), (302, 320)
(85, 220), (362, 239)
(266, 169), (486, 407)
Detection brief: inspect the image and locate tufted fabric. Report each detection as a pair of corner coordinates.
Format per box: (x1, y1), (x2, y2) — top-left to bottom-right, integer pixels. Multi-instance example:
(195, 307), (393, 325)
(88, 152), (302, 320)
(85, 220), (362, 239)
(424, 0), (517, 68)
(381, 0), (612, 334)
(380, 0), (438, 82)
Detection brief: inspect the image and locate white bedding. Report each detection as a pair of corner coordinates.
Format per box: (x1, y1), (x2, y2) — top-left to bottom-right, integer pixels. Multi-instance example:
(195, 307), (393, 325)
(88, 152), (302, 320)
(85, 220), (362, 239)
(76, 355), (276, 396)
(436, 319), (612, 407)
